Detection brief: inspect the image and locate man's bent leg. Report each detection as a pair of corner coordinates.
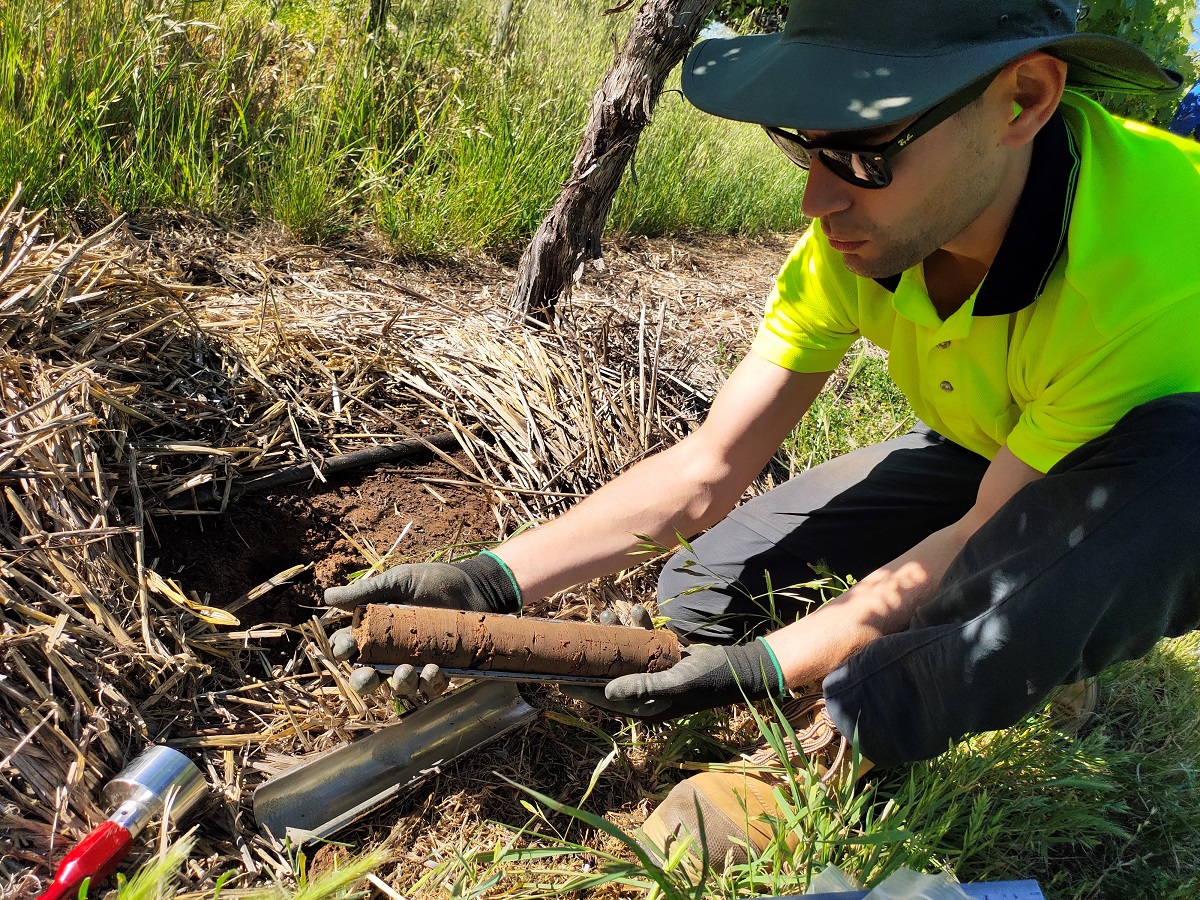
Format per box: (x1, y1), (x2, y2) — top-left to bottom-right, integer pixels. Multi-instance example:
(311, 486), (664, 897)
(658, 425), (989, 642)
(642, 427), (988, 870)
(824, 394), (1200, 767)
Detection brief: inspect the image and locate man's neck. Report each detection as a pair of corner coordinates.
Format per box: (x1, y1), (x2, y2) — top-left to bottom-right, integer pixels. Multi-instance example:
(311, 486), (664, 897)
(923, 146), (1034, 319)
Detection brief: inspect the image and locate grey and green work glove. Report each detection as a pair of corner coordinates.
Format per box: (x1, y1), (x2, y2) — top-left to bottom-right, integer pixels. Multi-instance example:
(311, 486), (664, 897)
(323, 550), (521, 613)
(565, 637), (787, 723)
(323, 550), (521, 698)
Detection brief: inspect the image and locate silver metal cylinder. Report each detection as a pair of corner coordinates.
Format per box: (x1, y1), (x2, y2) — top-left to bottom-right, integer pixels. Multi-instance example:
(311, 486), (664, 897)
(103, 746), (208, 837)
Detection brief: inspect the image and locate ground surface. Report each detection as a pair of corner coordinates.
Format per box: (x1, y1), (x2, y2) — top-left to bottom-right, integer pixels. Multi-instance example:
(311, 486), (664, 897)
(144, 227), (795, 631)
(129, 227), (796, 894)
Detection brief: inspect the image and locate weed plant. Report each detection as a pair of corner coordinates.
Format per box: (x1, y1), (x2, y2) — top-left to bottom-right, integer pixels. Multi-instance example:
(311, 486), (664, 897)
(0, 0), (807, 249)
(781, 344), (916, 474)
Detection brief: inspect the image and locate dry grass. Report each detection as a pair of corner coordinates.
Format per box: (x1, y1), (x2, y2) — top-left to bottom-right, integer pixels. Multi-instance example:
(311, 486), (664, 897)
(0, 190), (794, 896)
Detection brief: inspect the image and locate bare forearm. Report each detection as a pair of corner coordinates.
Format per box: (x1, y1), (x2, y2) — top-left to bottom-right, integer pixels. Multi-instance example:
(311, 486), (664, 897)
(764, 520), (971, 687)
(765, 444), (1043, 687)
(489, 354), (830, 605)
(492, 439), (737, 602)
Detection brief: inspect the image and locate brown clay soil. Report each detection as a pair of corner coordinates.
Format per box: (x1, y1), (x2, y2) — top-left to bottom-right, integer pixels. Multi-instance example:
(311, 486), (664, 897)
(354, 604), (682, 675)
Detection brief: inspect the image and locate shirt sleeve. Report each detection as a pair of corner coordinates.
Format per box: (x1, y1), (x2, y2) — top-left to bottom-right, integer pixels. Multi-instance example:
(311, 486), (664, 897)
(1006, 293), (1200, 472)
(750, 227), (861, 374)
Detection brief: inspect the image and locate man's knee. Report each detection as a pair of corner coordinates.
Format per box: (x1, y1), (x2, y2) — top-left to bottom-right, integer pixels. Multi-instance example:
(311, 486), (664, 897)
(1120, 391), (1200, 432)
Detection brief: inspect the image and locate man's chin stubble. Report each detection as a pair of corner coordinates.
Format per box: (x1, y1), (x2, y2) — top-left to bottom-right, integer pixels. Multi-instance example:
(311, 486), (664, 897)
(840, 244), (926, 280)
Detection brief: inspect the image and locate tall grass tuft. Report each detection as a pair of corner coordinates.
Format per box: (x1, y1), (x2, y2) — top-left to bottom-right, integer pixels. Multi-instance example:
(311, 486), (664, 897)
(116, 835), (197, 900)
(0, 0), (807, 250)
(114, 839), (386, 900)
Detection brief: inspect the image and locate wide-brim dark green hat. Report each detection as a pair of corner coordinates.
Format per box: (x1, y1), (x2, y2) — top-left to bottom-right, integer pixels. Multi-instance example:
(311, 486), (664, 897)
(683, 0), (1182, 131)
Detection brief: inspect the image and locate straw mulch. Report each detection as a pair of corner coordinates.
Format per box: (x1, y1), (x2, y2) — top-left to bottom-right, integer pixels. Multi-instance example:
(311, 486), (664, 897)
(0, 191), (775, 895)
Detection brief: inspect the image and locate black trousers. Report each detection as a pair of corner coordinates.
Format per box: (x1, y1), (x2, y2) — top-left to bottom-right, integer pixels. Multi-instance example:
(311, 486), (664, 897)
(657, 394), (1200, 767)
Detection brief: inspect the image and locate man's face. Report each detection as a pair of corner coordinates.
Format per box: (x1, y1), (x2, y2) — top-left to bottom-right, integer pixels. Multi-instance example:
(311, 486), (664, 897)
(798, 93), (1008, 279)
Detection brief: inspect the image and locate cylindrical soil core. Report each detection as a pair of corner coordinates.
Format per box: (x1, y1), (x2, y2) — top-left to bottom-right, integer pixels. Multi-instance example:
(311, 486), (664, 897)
(353, 605), (681, 679)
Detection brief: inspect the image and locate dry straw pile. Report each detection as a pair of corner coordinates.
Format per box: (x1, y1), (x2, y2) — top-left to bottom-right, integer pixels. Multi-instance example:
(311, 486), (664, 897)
(0, 190), (709, 894)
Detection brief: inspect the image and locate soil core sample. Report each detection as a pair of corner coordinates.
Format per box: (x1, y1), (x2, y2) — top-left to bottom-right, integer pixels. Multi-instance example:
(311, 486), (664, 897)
(353, 605), (682, 679)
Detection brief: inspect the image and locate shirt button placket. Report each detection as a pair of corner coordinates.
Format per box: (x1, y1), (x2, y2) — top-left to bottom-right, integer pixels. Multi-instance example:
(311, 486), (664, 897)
(932, 339), (954, 393)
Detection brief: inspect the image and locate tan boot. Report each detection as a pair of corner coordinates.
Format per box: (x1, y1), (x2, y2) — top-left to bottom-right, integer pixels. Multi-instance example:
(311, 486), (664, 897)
(1047, 677), (1099, 736)
(638, 691), (872, 872)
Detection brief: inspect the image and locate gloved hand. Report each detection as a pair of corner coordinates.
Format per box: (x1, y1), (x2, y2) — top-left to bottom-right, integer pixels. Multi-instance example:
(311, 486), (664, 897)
(323, 550), (521, 613)
(564, 638), (786, 723)
(324, 550), (521, 697)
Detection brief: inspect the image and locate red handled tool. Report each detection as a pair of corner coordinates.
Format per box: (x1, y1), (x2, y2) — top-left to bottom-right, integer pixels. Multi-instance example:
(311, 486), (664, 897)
(37, 746), (208, 900)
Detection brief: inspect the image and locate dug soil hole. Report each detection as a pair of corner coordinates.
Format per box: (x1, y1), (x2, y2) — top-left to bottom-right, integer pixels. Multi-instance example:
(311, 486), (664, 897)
(150, 457), (497, 629)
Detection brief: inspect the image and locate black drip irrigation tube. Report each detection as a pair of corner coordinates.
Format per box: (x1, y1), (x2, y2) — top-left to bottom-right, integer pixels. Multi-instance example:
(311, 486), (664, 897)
(160, 430), (464, 511)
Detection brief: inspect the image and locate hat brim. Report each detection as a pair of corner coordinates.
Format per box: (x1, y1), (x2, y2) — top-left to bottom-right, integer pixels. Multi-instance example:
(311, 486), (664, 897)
(682, 32), (1182, 131)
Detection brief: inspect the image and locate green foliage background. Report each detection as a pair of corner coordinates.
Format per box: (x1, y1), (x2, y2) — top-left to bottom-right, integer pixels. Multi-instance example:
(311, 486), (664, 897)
(0, 0), (1194, 248)
(1079, 0), (1198, 122)
(0, 0), (808, 247)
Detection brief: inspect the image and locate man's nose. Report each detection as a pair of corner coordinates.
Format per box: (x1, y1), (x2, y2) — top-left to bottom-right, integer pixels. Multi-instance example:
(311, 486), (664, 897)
(800, 157), (854, 220)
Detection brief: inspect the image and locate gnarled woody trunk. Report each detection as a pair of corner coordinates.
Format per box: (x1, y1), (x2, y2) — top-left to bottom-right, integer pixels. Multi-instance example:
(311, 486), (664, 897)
(509, 0), (719, 323)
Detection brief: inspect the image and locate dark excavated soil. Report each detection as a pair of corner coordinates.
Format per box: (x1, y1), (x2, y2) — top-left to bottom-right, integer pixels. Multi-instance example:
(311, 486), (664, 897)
(149, 454), (497, 629)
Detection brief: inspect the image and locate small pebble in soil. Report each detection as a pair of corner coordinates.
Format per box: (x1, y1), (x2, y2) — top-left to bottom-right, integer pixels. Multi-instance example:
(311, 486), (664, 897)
(349, 667), (381, 694)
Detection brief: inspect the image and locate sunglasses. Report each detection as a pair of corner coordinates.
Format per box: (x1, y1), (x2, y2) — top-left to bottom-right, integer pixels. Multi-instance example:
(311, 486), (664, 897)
(763, 74), (995, 189)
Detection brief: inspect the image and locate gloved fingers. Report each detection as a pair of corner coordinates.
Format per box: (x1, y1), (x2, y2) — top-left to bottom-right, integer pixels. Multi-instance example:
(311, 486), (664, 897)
(597, 603), (655, 630)
(323, 567), (412, 609)
(388, 664), (419, 699)
(604, 649), (718, 701)
(419, 663), (449, 699)
(560, 683), (673, 720)
(602, 671), (661, 703)
(348, 666), (382, 694)
(329, 626), (357, 661)
(349, 661), (449, 701)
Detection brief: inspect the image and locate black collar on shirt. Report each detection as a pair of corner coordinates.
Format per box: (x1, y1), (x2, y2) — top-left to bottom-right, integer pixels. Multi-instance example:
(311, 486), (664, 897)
(872, 109), (1080, 315)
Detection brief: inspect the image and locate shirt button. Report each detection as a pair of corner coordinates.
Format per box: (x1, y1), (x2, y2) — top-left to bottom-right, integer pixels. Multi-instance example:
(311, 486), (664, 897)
(936, 341), (951, 349)
(940, 381), (954, 392)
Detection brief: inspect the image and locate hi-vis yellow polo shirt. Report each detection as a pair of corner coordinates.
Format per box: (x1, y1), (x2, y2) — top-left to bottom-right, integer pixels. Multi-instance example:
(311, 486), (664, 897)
(751, 92), (1200, 473)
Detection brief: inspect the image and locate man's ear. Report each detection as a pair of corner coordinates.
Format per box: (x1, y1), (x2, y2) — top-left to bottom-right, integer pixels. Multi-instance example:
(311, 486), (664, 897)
(994, 52), (1068, 147)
